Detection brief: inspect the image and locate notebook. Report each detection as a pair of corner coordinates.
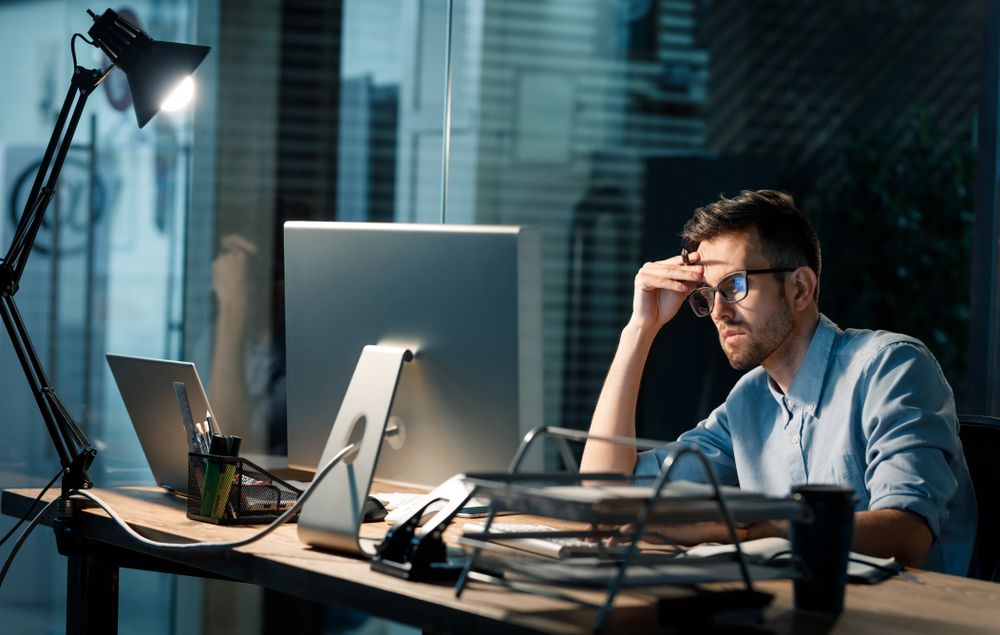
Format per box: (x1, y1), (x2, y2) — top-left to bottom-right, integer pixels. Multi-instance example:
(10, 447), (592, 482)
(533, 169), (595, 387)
(106, 353), (219, 495)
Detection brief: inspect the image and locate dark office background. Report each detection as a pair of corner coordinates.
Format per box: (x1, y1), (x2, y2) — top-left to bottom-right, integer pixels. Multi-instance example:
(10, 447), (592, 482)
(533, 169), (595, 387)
(0, 1), (996, 633)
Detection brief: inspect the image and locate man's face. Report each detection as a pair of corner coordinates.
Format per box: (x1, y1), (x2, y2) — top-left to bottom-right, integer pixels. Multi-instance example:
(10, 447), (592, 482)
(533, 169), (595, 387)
(696, 232), (795, 370)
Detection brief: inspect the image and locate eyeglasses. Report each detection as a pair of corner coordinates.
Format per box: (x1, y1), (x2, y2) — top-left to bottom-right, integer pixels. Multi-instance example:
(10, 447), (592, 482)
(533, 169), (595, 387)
(687, 268), (798, 317)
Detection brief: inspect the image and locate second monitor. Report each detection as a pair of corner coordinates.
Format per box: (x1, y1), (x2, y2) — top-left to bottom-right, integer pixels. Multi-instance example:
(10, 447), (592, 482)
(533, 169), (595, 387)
(283, 221), (543, 488)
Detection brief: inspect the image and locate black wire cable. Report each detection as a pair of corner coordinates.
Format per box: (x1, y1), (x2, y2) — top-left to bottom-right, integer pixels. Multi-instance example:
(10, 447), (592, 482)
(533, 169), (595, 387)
(764, 549), (903, 577)
(846, 556), (903, 576)
(72, 442), (359, 553)
(0, 442), (359, 596)
(70, 33), (95, 68)
(0, 497), (59, 590)
(0, 469), (61, 549)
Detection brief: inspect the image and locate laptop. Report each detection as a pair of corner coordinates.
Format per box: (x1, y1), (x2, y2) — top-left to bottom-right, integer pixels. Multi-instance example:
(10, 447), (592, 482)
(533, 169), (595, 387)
(106, 353), (218, 495)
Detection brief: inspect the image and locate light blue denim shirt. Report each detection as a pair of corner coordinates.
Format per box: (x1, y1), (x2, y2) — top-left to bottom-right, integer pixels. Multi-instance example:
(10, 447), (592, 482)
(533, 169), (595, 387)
(636, 314), (977, 575)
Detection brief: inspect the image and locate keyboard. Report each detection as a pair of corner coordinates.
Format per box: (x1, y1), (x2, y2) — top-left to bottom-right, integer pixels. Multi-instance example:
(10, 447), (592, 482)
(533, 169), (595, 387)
(379, 491), (493, 525)
(379, 474), (494, 526)
(462, 522), (631, 559)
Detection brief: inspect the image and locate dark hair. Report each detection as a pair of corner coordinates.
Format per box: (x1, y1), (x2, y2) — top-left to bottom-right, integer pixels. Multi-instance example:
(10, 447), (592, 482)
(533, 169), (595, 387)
(681, 189), (821, 298)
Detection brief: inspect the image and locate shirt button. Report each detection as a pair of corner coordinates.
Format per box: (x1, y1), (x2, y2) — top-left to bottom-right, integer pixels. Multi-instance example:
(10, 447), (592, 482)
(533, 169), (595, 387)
(791, 435), (800, 445)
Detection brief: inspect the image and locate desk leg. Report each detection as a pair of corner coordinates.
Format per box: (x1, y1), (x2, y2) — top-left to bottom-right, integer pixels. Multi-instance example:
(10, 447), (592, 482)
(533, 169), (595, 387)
(66, 552), (119, 635)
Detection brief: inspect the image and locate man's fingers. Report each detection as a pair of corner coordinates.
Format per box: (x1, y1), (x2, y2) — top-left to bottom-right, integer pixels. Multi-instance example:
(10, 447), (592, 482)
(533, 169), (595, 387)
(634, 252), (704, 298)
(639, 259), (703, 281)
(604, 523), (636, 547)
(636, 270), (698, 293)
(220, 234), (259, 255)
(639, 264), (702, 281)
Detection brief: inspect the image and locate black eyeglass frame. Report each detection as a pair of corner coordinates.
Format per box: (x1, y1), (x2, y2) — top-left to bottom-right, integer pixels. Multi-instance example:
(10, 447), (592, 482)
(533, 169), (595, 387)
(687, 267), (799, 317)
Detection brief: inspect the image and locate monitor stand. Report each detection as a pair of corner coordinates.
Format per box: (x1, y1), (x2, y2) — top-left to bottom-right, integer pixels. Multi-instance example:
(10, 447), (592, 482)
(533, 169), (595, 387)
(297, 344), (412, 555)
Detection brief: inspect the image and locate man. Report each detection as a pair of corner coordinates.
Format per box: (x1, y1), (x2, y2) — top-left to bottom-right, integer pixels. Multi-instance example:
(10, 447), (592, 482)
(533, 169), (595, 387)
(580, 189), (976, 575)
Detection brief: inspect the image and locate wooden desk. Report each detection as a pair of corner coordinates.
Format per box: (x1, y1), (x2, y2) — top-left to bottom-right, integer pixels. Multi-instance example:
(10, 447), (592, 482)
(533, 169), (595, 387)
(2, 486), (998, 634)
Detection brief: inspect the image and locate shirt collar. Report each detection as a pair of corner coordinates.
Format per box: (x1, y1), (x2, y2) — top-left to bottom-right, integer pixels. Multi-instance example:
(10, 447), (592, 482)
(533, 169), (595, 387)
(766, 314), (839, 413)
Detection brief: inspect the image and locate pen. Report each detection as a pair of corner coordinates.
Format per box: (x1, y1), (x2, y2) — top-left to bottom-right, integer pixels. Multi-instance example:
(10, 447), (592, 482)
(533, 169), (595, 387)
(205, 424), (214, 453)
(196, 421), (210, 454)
(206, 410), (220, 436)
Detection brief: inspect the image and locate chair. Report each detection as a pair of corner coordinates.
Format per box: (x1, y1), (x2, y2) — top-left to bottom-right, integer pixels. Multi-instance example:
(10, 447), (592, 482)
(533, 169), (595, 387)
(958, 414), (1000, 582)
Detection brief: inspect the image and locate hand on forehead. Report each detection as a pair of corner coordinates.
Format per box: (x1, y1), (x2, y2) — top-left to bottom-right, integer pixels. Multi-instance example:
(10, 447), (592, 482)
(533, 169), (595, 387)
(693, 233), (768, 284)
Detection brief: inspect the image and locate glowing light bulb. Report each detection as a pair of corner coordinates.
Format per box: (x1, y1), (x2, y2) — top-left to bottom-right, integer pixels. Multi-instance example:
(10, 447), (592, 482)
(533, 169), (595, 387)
(160, 76), (195, 112)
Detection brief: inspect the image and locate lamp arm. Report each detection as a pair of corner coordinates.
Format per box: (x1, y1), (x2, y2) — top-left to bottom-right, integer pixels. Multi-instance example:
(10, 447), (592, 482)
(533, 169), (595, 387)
(5, 85), (76, 270)
(0, 65), (108, 494)
(5, 66), (108, 285)
(0, 295), (95, 491)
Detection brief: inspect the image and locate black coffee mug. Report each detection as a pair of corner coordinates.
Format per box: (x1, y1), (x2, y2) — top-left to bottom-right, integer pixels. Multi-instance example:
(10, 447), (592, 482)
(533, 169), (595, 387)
(790, 484), (856, 614)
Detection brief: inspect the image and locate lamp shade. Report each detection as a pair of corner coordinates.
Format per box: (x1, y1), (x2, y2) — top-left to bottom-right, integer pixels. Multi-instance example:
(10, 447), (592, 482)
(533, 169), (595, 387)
(122, 41), (210, 128)
(88, 8), (210, 128)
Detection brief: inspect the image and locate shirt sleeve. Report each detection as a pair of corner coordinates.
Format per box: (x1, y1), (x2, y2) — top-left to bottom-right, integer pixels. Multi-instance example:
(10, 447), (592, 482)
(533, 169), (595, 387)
(635, 400), (739, 485)
(860, 340), (961, 538)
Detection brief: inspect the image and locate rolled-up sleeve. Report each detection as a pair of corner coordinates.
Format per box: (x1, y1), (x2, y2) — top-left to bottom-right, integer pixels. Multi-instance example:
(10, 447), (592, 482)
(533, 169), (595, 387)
(860, 341), (960, 538)
(635, 401), (739, 485)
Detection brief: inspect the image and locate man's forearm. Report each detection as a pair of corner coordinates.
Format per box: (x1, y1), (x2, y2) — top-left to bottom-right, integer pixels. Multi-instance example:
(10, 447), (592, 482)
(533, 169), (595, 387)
(849, 508), (932, 568)
(209, 309), (253, 444)
(745, 508), (932, 568)
(580, 323), (658, 473)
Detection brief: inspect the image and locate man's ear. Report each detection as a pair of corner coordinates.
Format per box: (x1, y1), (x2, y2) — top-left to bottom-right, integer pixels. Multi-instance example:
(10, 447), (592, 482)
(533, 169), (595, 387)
(789, 266), (817, 311)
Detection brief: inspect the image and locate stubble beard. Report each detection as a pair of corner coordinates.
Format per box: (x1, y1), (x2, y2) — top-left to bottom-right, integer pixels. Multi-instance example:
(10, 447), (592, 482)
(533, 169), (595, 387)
(718, 301), (795, 371)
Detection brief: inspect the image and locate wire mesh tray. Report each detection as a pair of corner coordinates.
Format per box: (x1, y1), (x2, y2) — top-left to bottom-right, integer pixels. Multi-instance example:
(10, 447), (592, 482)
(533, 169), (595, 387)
(462, 473), (807, 525)
(187, 453), (302, 525)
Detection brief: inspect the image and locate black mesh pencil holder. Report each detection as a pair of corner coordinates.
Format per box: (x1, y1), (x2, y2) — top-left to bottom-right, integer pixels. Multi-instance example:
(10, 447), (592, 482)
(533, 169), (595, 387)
(187, 453), (303, 525)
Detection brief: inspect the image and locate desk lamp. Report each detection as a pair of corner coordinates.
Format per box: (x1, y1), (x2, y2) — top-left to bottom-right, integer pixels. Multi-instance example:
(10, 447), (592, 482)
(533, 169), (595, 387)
(0, 8), (209, 530)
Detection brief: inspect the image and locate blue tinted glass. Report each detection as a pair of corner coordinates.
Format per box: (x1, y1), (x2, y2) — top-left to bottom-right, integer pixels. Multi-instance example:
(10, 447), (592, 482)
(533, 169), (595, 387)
(732, 274), (748, 295)
(720, 272), (748, 300)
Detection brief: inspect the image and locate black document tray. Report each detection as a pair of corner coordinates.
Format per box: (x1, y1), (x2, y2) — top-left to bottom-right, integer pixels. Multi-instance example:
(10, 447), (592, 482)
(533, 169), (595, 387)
(463, 473), (807, 526)
(496, 556), (800, 588)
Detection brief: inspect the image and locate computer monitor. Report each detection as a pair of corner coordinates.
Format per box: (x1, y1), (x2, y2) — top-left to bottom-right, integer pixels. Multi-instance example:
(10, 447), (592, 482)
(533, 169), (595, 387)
(283, 221), (543, 488)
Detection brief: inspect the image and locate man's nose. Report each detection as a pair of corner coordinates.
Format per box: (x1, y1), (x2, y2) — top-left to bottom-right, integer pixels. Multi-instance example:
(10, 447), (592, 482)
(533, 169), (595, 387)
(710, 290), (734, 321)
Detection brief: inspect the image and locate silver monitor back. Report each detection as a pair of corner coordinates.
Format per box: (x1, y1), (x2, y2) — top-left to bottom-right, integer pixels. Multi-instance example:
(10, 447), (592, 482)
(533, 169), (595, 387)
(284, 221), (542, 487)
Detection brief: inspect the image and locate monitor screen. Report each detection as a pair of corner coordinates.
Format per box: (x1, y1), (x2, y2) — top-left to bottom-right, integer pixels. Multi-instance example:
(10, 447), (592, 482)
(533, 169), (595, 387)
(283, 221), (542, 487)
